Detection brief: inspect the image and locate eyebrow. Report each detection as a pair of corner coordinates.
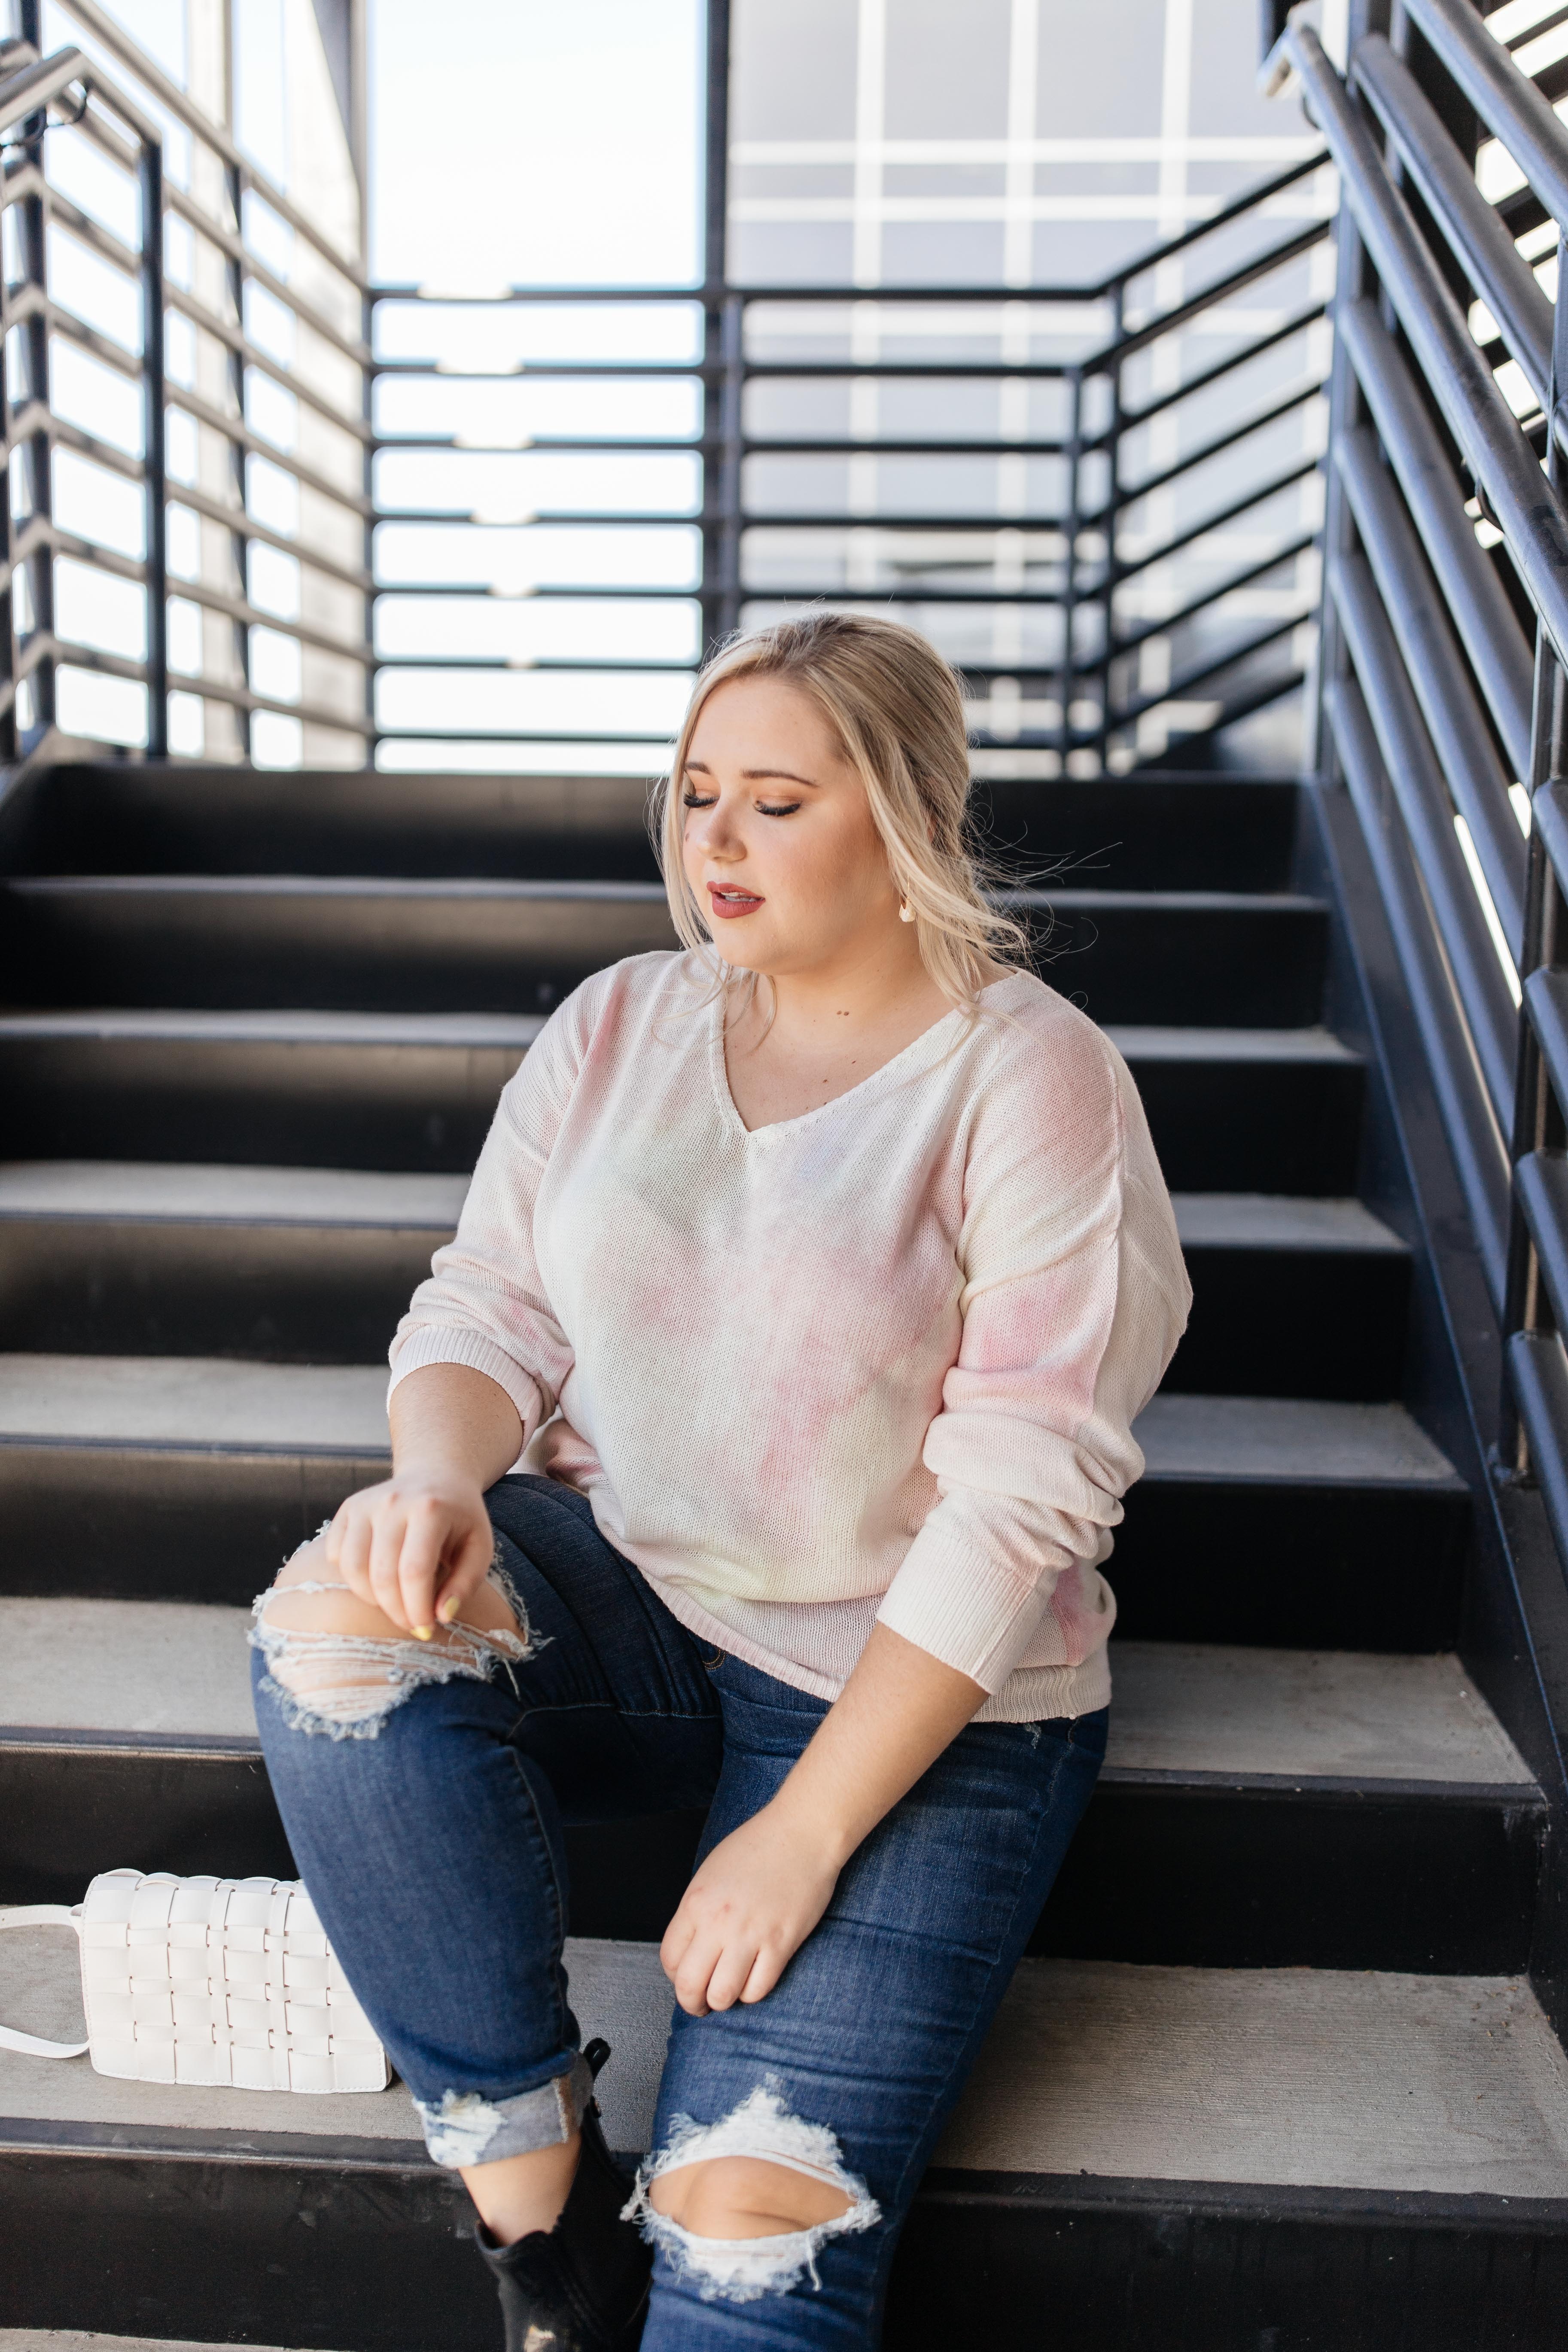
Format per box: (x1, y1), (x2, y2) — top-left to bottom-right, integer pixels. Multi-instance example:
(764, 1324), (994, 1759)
(683, 760), (822, 787)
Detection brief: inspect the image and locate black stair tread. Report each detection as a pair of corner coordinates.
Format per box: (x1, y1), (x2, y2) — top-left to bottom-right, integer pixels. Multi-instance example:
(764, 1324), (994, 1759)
(1107, 1022), (1359, 1064)
(3, 1937), (1567, 2203)
(1170, 1192), (1405, 1252)
(0, 1007), (545, 1047)
(0, 1357), (1452, 1485)
(0, 1601), (1528, 1795)
(0, 1161), (470, 1228)
(5, 875), (1321, 913)
(1134, 1393), (1462, 1486)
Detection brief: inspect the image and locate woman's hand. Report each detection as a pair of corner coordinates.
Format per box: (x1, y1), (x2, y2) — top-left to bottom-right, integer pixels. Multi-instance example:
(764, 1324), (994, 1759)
(661, 1802), (841, 2015)
(325, 1472), (495, 1639)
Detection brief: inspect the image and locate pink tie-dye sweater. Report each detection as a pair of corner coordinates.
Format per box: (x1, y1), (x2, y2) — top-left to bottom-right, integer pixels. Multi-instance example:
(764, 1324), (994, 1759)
(388, 952), (1191, 1723)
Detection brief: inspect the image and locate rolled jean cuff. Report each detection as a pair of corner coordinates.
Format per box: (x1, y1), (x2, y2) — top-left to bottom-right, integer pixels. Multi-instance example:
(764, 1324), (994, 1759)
(415, 2051), (595, 2169)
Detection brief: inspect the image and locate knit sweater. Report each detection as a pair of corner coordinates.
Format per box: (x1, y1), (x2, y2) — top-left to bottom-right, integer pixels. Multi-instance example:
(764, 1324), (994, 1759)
(388, 952), (1191, 1723)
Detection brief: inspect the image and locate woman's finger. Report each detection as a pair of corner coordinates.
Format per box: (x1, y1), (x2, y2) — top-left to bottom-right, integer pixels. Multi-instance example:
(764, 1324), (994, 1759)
(740, 1943), (787, 2005)
(332, 1504), (374, 1602)
(396, 1495), (448, 1635)
(673, 1924), (726, 2017)
(703, 1934), (762, 2014)
(659, 1902), (698, 1984)
(435, 1511), (496, 1625)
(366, 1504), (411, 1628)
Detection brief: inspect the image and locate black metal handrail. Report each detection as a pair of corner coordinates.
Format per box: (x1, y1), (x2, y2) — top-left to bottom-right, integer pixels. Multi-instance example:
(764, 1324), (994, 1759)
(369, 144), (1331, 771)
(1277, 0), (1568, 1576)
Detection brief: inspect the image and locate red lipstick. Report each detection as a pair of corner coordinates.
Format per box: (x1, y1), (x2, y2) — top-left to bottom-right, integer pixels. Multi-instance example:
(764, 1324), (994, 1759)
(707, 882), (765, 920)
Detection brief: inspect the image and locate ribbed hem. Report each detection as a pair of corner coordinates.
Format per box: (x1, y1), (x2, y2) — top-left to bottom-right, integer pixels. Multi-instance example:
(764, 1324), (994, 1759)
(387, 1327), (544, 1434)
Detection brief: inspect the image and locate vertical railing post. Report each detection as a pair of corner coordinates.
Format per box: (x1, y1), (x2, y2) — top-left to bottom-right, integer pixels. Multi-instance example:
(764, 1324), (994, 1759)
(1057, 362), (1082, 773)
(363, 283), (376, 765)
(14, 0), (54, 751)
(1093, 281), (1125, 764)
(698, 0), (733, 661)
(140, 122), (167, 758)
(1500, 233), (1568, 1472)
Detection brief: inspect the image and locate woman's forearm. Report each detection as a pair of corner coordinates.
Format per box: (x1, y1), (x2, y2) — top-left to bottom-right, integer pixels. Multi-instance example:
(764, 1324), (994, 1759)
(388, 1362), (525, 1489)
(768, 1622), (986, 1865)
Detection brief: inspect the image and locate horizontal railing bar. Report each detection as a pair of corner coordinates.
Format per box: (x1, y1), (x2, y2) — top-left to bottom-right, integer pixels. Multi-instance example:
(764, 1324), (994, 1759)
(736, 513), (1073, 532)
(1515, 1148), (1568, 1348)
(373, 361), (712, 381)
(53, 0), (366, 288)
(164, 664), (374, 732)
(0, 45), (153, 147)
(1531, 785), (1568, 948)
(42, 410), (144, 481)
(1093, 302), (1329, 443)
(377, 508), (701, 528)
(1332, 547), (1518, 1123)
(163, 184), (371, 368)
(374, 654), (694, 672)
(743, 360), (1078, 380)
(16, 518), (144, 581)
(167, 481), (373, 590)
(21, 290), (143, 381)
(1106, 457), (1320, 588)
(374, 581), (696, 599)
(1401, 0), (1568, 243)
(46, 185), (141, 281)
(1087, 221), (1331, 372)
(1106, 146), (1331, 290)
(1107, 381), (1325, 514)
(164, 284), (373, 447)
(373, 725), (677, 744)
(734, 583), (1069, 605)
(741, 437), (1070, 457)
(373, 435), (1080, 458)
(1103, 609), (1308, 736)
(1523, 964), (1568, 1130)
(169, 576), (372, 666)
(1105, 532), (1318, 660)
(1326, 669), (1510, 1308)
(1106, 661), (1309, 755)
(1355, 33), (1553, 420)
(1337, 297), (1533, 786)
(169, 383), (371, 516)
(1336, 423), (1525, 951)
(1287, 20), (1568, 672)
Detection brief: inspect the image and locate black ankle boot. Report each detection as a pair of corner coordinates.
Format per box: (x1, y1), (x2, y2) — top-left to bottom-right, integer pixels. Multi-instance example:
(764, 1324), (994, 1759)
(475, 2041), (652, 2351)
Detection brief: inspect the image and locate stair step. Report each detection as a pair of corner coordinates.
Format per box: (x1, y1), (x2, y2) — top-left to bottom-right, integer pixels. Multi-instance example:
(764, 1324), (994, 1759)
(0, 1604), (1534, 1969)
(13, 764), (1301, 891)
(0, 1366), (1467, 1648)
(0, 1170), (1407, 1387)
(3, 1948), (1564, 2349)
(0, 876), (1329, 1028)
(0, 1014), (1364, 1188)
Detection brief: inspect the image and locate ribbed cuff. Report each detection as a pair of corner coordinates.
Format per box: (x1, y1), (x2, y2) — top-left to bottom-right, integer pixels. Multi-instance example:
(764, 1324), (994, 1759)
(876, 1527), (1057, 1693)
(387, 1326), (544, 1436)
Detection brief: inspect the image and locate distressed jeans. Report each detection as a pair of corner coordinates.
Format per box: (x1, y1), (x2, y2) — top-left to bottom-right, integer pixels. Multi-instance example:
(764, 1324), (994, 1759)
(252, 1473), (1107, 2349)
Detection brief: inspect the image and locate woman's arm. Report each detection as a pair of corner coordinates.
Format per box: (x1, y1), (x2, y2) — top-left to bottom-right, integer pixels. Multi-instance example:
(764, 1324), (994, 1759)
(659, 1623), (986, 2016)
(324, 1363), (524, 1636)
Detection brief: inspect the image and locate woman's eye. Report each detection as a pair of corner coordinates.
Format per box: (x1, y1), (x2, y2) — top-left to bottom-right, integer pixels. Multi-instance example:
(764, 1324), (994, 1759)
(681, 790), (716, 808)
(758, 801), (801, 818)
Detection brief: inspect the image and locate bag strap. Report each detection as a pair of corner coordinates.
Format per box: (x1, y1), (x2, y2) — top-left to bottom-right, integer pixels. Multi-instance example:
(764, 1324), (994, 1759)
(0, 1904), (88, 2058)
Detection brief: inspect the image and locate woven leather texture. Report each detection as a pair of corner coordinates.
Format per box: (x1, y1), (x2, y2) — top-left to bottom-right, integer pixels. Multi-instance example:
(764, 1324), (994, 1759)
(79, 1869), (390, 2093)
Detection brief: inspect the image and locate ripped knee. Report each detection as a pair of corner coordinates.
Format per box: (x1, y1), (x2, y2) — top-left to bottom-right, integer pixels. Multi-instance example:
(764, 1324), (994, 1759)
(250, 1526), (538, 1741)
(622, 2082), (879, 2301)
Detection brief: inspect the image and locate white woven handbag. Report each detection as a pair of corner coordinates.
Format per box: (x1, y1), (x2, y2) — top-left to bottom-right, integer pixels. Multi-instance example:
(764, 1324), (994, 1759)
(0, 1868), (390, 2093)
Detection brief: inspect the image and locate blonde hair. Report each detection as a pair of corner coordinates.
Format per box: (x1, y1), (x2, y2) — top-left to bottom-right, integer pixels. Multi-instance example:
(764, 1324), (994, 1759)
(654, 610), (1029, 1015)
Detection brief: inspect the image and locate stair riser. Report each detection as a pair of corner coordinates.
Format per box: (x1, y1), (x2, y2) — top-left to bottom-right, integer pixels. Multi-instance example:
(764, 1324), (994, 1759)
(0, 1444), (1464, 1644)
(0, 1750), (1536, 1973)
(17, 768), (1302, 890)
(0, 1035), (526, 1172)
(0, 891), (1328, 1027)
(0, 1035), (1364, 1189)
(1110, 1482), (1468, 1650)
(4, 2147), (1562, 2352)
(0, 1217), (441, 1361)
(0, 1222), (1408, 1396)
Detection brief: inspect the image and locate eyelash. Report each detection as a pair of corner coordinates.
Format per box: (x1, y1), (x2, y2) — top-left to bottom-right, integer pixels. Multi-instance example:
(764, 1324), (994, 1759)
(681, 790), (801, 818)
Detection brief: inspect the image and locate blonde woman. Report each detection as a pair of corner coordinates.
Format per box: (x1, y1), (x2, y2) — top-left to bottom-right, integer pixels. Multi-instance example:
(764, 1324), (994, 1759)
(252, 612), (1190, 2350)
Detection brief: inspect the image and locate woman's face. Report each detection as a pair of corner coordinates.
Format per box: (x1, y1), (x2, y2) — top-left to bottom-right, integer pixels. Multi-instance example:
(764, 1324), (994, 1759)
(679, 673), (903, 979)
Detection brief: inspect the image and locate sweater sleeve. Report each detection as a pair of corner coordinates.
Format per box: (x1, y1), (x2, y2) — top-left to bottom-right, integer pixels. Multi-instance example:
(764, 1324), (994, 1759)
(876, 1021), (1190, 1692)
(386, 982), (594, 1439)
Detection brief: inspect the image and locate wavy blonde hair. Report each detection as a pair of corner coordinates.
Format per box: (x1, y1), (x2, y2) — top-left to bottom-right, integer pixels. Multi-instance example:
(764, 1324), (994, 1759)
(654, 610), (1029, 1014)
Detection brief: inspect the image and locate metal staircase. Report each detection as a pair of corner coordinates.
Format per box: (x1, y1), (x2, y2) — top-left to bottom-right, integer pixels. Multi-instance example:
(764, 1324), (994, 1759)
(3, 4), (1568, 2350)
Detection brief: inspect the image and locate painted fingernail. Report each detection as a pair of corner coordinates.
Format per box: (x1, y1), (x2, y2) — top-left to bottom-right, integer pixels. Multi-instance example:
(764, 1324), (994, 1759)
(413, 1625), (434, 1641)
(438, 1594), (459, 1622)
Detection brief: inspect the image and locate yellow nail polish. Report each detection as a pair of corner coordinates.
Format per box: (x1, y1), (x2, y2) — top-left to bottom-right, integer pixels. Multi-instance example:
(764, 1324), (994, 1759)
(438, 1594), (460, 1622)
(413, 1625), (433, 1641)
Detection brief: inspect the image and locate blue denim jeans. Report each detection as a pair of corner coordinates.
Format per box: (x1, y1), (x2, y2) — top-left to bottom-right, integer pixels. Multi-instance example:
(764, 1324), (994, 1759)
(253, 1473), (1106, 2348)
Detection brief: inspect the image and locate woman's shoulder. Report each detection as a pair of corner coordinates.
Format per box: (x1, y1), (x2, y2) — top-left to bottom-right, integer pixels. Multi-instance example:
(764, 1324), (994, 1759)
(970, 968), (1125, 1096)
(547, 949), (706, 1048)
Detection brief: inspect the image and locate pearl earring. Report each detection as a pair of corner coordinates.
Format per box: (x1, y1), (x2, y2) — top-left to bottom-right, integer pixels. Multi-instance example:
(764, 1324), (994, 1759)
(898, 897), (915, 923)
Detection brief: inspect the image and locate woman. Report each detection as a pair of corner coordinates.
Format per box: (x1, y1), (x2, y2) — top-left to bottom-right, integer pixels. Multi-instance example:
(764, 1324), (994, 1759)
(252, 611), (1190, 2350)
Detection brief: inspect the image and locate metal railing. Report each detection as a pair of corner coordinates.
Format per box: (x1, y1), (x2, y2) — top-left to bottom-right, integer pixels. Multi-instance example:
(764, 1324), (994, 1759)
(1, 0), (371, 768)
(1277, 0), (1568, 1561)
(370, 158), (1332, 776)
